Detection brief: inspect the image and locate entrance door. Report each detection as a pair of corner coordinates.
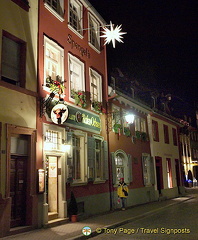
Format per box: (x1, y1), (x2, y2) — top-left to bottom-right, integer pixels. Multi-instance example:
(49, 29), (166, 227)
(155, 157), (163, 194)
(10, 156), (27, 228)
(47, 156), (58, 219)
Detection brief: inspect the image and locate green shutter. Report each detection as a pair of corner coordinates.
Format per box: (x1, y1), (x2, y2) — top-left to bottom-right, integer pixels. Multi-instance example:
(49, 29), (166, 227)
(150, 156), (155, 184)
(87, 137), (95, 168)
(103, 141), (109, 180)
(128, 154), (133, 183)
(66, 132), (73, 166)
(111, 152), (116, 184)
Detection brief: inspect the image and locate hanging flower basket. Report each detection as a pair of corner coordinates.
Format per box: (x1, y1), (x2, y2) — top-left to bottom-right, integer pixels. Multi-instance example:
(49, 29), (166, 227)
(135, 131), (141, 139)
(46, 75), (65, 95)
(124, 127), (131, 137)
(91, 100), (102, 113)
(113, 124), (122, 134)
(141, 132), (148, 142)
(71, 89), (87, 108)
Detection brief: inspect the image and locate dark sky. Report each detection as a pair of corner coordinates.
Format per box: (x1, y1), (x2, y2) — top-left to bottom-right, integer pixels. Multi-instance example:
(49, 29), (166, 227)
(88, 0), (198, 105)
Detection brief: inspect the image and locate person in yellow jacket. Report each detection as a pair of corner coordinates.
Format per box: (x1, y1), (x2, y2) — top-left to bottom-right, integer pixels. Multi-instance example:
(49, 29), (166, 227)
(117, 178), (129, 210)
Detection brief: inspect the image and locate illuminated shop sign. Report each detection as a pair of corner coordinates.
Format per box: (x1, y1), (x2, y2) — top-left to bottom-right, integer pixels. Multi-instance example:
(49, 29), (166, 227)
(65, 105), (101, 133)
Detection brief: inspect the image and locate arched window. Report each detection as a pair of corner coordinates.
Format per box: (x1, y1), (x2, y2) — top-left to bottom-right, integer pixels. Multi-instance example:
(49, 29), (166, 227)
(111, 150), (132, 185)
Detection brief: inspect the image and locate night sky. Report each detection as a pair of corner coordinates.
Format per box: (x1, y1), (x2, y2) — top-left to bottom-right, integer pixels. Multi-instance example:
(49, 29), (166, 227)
(88, 0), (198, 106)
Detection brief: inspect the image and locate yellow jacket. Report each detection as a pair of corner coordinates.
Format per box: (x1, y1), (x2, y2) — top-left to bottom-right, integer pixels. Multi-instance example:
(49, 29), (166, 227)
(117, 182), (129, 198)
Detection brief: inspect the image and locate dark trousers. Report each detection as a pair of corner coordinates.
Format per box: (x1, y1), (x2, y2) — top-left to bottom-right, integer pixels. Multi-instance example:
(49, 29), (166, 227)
(120, 197), (126, 208)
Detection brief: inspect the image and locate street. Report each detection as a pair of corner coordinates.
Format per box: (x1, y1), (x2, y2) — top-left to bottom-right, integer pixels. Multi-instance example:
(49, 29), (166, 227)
(92, 188), (198, 240)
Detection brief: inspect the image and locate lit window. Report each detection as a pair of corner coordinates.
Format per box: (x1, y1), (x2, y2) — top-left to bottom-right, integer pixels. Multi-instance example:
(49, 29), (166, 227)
(67, 131), (87, 183)
(69, 0), (82, 35)
(44, 36), (64, 88)
(89, 69), (102, 109)
(142, 154), (154, 186)
(89, 14), (100, 50)
(135, 117), (146, 132)
(166, 158), (172, 188)
(112, 151), (132, 184)
(45, 130), (59, 150)
(68, 54), (85, 100)
(1, 31), (26, 87)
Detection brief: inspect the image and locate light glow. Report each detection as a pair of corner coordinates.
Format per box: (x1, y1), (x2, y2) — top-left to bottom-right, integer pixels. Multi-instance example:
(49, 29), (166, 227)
(125, 114), (135, 124)
(101, 22), (126, 48)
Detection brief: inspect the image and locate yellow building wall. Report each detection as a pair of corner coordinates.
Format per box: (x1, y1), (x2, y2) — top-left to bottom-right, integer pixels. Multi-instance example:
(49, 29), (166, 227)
(148, 115), (180, 189)
(0, 0), (38, 197)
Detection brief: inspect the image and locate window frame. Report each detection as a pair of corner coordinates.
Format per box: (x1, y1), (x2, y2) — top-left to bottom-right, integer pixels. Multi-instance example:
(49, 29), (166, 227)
(68, 0), (83, 37)
(88, 13), (100, 52)
(89, 68), (102, 106)
(43, 36), (64, 91)
(163, 124), (169, 144)
(172, 128), (178, 146)
(68, 53), (85, 102)
(152, 120), (159, 142)
(1, 31), (26, 88)
(44, 0), (64, 21)
(67, 130), (87, 184)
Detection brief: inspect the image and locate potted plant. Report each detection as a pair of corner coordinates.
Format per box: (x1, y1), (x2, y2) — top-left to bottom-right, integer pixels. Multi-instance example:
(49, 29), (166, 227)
(71, 89), (87, 108)
(46, 75), (65, 96)
(68, 191), (78, 222)
(91, 100), (102, 113)
(124, 127), (131, 137)
(113, 123), (122, 134)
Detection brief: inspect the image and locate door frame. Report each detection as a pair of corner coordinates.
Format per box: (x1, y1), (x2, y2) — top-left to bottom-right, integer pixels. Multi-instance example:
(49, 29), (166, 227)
(6, 124), (37, 227)
(43, 151), (66, 223)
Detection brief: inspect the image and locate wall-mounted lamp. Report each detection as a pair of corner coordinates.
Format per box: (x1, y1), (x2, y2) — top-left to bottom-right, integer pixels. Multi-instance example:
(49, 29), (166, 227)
(125, 114), (135, 124)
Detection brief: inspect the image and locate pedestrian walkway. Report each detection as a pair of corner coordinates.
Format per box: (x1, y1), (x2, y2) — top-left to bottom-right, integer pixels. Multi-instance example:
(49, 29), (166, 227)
(1, 188), (196, 240)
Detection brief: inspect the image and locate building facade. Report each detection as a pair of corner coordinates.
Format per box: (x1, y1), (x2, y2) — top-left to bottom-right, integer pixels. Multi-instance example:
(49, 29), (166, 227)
(0, 0), (38, 237)
(37, 0), (109, 226)
(107, 87), (156, 209)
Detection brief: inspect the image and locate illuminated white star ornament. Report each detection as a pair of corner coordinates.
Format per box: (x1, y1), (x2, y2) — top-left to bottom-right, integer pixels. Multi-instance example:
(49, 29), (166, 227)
(100, 22), (127, 48)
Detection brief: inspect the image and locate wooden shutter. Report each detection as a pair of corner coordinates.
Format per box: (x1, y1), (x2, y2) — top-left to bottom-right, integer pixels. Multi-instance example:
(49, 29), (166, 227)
(111, 152), (116, 184)
(66, 132), (73, 166)
(150, 156), (155, 184)
(103, 141), (109, 180)
(128, 154), (133, 183)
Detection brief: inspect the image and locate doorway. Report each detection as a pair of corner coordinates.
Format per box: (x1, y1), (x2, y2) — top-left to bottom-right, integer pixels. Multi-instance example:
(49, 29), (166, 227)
(10, 155), (27, 228)
(46, 156), (59, 220)
(155, 157), (163, 195)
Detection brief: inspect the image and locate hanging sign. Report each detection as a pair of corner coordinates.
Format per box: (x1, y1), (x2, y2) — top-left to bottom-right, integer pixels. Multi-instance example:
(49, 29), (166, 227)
(51, 104), (68, 124)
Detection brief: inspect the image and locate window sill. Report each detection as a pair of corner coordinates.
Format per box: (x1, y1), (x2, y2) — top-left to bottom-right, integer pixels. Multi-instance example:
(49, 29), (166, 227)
(88, 42), (101, 54)
(0, 80), (37, 97)
(93, 180), (106, 184)
(68, 25), (83, 39)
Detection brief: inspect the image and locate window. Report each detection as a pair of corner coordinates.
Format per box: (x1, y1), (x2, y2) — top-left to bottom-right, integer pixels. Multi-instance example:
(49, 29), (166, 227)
(89, 14), (100, 51)
(89, 68), (102, 103)
(44, 0), (64, 20)
(67, 131), (87, 183)
(69, 0), (82, 35)
(1, 31), (26, 87)
(166, 158), (172, 188)
(87, 136), (108, 182)
(135, 117), (146, 133)
(69, 54), (85, 100)
(172, 128), (177, 146)
(44, 36), (64, 88)
(152, 120), (159, 142)
(43, 124), (65, 151)
(112, 150), (132, 185)
(163, 124), (169, 144)
(142, 154), (154, 186)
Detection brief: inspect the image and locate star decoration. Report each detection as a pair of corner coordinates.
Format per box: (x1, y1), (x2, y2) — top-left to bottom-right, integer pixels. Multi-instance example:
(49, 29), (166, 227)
(100, 22), (127, 48)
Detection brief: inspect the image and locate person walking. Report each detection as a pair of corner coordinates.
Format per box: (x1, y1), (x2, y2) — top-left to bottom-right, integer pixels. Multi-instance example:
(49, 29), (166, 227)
(117, 178), (128, 210)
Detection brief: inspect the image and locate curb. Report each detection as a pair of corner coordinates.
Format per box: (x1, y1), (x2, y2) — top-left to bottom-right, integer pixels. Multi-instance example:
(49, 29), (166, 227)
(71, 196), (193, 240)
